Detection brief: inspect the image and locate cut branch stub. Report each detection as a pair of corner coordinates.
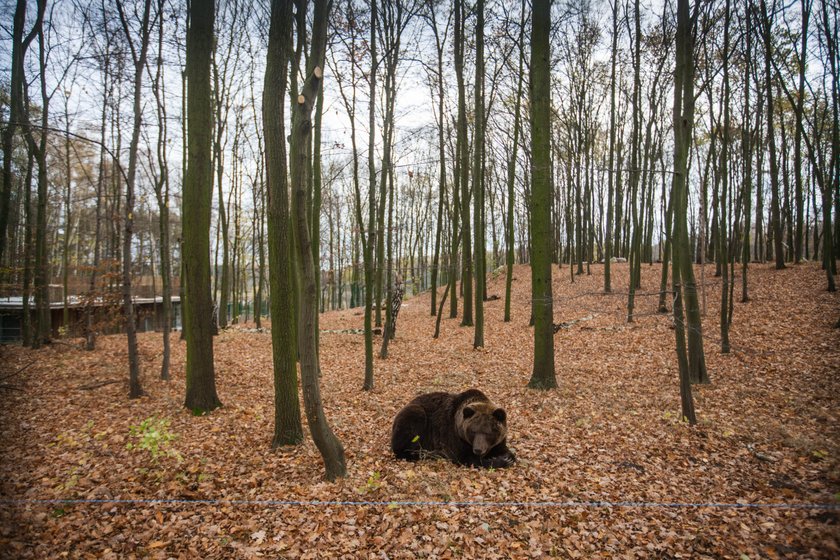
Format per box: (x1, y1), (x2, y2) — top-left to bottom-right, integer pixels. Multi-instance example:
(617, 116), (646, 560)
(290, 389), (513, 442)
(314, 66), (323, 79)
(297, 94), (306, 104)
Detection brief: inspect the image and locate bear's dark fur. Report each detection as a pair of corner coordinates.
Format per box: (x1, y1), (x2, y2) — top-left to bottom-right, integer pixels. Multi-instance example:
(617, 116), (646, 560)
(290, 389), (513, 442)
(391, 389), (516, 468)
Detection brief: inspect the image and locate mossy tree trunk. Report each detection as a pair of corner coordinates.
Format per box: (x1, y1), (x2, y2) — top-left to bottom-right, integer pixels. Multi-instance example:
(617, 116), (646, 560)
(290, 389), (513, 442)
(527, 0), (557, 390)
(473, 0), (485, 348)
(264, 0), (303, 446)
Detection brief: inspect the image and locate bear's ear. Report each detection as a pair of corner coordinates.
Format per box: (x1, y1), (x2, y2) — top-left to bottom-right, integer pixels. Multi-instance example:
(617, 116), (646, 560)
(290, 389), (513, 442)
(492, 408), (507, 423)
(462, 406), (476, 419)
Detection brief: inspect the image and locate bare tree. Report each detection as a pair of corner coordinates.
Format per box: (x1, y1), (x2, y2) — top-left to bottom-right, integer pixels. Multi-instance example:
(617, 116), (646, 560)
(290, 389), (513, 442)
(528, 0), (556, 390)
(288, 0), (347, 481)
(264, 0), (303, 446)
(183, 0), (222, 414)
(116, 0), (154, 399)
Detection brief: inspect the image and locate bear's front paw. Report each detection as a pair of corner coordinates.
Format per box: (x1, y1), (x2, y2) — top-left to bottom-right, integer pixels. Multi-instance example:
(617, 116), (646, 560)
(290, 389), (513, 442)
(483, 452), (516, 469)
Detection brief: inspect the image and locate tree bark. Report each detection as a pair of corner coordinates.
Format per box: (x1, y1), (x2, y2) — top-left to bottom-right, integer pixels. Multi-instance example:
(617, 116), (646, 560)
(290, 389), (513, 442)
(455, 0), (472, 327)
(115, 0), (153, 399)
(671, 0), (698, 424)
(0, 0), (30, 265)
(527, 0), (557, 390)
(760, 0), (786, 270)
(363, 0), (378, 390)
(505, 1), (526, 323)
(289, 0), (347, 481)
(183, 0), (222, 414)
(473, 0), (485, 348)
(264, 0), (303, 445)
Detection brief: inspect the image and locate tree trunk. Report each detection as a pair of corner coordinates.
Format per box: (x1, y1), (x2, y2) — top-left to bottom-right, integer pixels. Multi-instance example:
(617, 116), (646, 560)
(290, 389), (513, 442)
(0, 0), (30, 265)
(760, 0), (786, 270)
(19, 2), (49, 349)
(741, 0), (753, 303)
(289, 0), (346, 481)
(429, 5), (447, 317)
(528, 0), (557, 390)
(116, 0), (153, 399)
(455, 0), (472, 327)
(473, 0), (485, 348)
(183, 0), (222, 414)
(719, 0), (732, 353)
(151, 0), (171, 380)
(21, 151), (34, 347)
(626, 0), (643, 323)
(505, 1), (525, 323)
(264, 0), (303, 445)
(671, 0), (698, 424)
(363, 0), (378, 390)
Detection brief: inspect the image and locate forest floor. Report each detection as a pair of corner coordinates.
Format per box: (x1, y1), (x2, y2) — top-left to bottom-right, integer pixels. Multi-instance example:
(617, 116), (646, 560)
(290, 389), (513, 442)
(1, 262), (839, 559)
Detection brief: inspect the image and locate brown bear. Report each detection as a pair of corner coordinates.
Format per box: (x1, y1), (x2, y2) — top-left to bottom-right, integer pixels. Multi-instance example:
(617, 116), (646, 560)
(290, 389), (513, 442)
(391, 389), (516, 468)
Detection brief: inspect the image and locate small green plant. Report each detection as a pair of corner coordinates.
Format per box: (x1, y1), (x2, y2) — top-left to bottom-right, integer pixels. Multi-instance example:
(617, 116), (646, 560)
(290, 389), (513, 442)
(356, 471), (382, 494)
(126, 417), (181, 463)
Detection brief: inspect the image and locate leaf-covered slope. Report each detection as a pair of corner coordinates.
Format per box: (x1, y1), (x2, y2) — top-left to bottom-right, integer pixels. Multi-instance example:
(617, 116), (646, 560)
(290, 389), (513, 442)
(1, 262), (838, 558)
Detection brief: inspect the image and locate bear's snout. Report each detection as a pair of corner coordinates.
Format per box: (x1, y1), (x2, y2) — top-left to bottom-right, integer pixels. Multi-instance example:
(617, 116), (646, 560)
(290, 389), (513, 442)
(472, 435), (492, 457)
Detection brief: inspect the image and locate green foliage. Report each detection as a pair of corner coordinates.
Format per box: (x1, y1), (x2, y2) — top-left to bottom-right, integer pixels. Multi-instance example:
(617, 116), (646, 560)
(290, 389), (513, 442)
(126, 416), (180, 463)
(811, 449), (829, 460)
(356, 471), (382, 494)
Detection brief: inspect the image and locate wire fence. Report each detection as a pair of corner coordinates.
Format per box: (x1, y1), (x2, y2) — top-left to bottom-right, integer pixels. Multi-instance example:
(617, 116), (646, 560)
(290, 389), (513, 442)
(1, 497), (838, 511)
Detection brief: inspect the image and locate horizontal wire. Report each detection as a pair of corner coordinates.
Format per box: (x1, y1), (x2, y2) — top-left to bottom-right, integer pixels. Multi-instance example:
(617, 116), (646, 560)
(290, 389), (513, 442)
(1, 497), (838, 510)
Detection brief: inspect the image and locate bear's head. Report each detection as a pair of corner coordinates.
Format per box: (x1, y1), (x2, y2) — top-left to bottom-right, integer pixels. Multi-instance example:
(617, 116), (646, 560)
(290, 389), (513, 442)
(457, 401), (508, 457)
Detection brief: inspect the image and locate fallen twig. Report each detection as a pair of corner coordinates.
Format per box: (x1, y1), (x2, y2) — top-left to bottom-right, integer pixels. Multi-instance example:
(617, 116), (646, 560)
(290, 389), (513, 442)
(0, 360), (36, 382)
(553, 313), (597, 333)
(76, 379), (121, 391)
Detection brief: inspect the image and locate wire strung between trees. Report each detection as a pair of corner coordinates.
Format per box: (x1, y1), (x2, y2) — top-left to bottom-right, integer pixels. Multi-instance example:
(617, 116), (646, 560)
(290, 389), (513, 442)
(1, 497), (838, 510)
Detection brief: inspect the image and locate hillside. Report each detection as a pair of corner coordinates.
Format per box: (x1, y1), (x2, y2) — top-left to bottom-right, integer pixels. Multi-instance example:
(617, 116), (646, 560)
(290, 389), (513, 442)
(1, 262), (838, 558)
